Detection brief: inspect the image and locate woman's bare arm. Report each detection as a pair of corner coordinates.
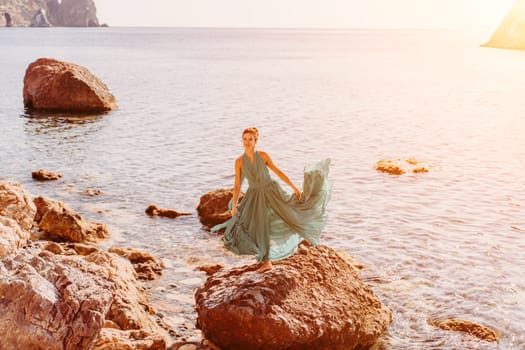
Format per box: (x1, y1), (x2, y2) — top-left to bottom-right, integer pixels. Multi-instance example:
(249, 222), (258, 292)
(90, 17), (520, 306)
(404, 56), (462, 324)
(231, 156), (243, 216)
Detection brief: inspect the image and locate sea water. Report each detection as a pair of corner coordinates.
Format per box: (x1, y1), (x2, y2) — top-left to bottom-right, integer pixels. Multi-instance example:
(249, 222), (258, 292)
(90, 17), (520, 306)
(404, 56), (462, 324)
(1, 27), (524, 349)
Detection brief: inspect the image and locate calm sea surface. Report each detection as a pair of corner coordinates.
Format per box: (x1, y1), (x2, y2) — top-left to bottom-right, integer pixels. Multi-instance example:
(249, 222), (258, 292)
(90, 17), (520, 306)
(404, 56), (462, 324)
(1, 27), (524, 349)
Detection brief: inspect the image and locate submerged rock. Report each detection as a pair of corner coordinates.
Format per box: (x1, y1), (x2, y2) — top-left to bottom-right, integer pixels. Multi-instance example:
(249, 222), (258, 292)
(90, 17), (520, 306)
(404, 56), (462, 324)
(34, 196), (110, 242)
(483, 0), (525, 51)
(32, 168), (62, 181)
(197, 188), (244, 229)
(23, 58), (117, 113)
(197, 263), (224, 276)
(195, 245), (392, 350)
(145, 204), (192, 219)
(375, 158), (431, 175)
(432, 318), (500, 343)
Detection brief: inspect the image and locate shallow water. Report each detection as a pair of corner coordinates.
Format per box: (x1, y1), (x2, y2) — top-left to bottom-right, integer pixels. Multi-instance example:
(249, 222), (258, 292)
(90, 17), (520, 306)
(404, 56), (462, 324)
(1, 27), (524, 348)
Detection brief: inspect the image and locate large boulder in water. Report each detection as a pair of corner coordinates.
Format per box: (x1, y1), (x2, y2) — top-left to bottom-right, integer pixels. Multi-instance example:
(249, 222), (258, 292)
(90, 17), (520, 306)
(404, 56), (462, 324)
(23, 58), (117, 113)
(195, 245), (392, 350)
(483, 0), (525, 50)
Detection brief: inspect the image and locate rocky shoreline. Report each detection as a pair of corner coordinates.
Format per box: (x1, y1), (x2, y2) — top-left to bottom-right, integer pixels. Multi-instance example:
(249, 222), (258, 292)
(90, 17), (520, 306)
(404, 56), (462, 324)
(1, 178), (504, 349)
(1, 180), (397, 349)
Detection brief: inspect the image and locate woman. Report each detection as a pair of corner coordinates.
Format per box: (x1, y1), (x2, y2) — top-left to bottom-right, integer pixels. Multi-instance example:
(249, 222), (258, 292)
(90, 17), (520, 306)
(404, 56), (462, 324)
(212, 127), (331, 273)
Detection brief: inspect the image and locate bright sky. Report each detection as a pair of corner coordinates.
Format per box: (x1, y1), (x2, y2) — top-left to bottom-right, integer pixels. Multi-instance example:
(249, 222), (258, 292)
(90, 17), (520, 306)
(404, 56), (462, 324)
(96, 0), (514, 32)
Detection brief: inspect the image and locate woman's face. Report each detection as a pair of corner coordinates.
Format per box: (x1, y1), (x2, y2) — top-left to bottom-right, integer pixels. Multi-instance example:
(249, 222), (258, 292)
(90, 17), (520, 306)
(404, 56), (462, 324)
(242, 132), (257, 150)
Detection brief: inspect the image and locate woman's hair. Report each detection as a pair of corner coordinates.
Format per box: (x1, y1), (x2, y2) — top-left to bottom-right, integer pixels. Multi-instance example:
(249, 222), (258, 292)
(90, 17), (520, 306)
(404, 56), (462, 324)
(242, 127), (259, 141)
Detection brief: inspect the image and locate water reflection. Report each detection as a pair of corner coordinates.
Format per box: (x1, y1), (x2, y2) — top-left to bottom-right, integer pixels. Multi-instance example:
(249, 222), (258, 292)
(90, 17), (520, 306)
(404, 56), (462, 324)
(21, 109), (105, 135)
(21, 109), (108, 153)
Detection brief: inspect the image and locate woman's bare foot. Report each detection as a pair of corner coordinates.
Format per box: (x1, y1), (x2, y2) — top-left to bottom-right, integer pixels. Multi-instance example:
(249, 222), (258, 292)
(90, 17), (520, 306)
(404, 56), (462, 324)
(256, 260), (273, 273)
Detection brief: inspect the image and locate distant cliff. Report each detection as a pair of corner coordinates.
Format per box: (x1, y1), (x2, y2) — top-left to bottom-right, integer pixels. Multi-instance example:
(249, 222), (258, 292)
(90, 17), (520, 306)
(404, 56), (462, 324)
(483, 0), (525, 50)
(0, 0), (104, 27)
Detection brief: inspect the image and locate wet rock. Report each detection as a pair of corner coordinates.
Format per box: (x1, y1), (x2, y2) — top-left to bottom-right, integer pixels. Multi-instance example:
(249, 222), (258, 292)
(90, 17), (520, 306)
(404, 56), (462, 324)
(432, 318), (500, 342)
(375, 159), (406, 175)
(32, 169), (63, 181)
(84, 188), (103, 196)
(196, 188), (244, 229)
(109, 246), (164, 280)
(0, 242), (168, 349)
(145, 204), (192, 219)
(42, 241), (99, 256)
(197, 264), (224, 276)
(23, 58), (117, 113)
(34, 196), (110, 242)
(195, 245), (392, 350)
(375, 158), (431, 175)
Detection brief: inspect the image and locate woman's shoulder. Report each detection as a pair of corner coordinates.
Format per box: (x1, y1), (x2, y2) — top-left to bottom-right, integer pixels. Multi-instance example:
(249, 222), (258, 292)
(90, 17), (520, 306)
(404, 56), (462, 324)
(257, 150), (271, 161)
(257, 150), (269, 157)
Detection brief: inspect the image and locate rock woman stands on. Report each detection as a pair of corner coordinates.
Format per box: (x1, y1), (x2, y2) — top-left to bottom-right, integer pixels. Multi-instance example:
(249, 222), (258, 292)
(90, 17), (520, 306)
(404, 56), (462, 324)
(212, 127), (331, 273)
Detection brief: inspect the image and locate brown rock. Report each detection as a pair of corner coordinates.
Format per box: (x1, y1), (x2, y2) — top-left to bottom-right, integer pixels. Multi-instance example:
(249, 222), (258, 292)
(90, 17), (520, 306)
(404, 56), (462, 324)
(196, 189), (244, 229)
(109, 246), (164, 280)
(198, 264), (224, 276)
(432, 318), (500, 342)
(376, 158), (431, 175)
(0, 181), (35, 257)
(32, 169), (63, 181)
(0, 245), (114, 349)
(0, 242), (168, 349)
(93, 328), (166, 350)
(42, 241), (100, 256)
(412, 167), (429, 173)
(145, 204), (192, 219)
(34, 196), (110, 242)
(0, 181), (36, 231)
(195, 245), (392, 350)
(23, 58), (117, 113)
(84, 188), (103, 196)
(83, 251), (165, 339)
(375, 159), (406, 175)
(0, 216), (31, 258)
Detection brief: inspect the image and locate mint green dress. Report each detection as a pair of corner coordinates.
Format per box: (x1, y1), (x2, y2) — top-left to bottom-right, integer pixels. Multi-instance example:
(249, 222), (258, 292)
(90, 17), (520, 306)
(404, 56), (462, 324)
(212, 151), (331, 262)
